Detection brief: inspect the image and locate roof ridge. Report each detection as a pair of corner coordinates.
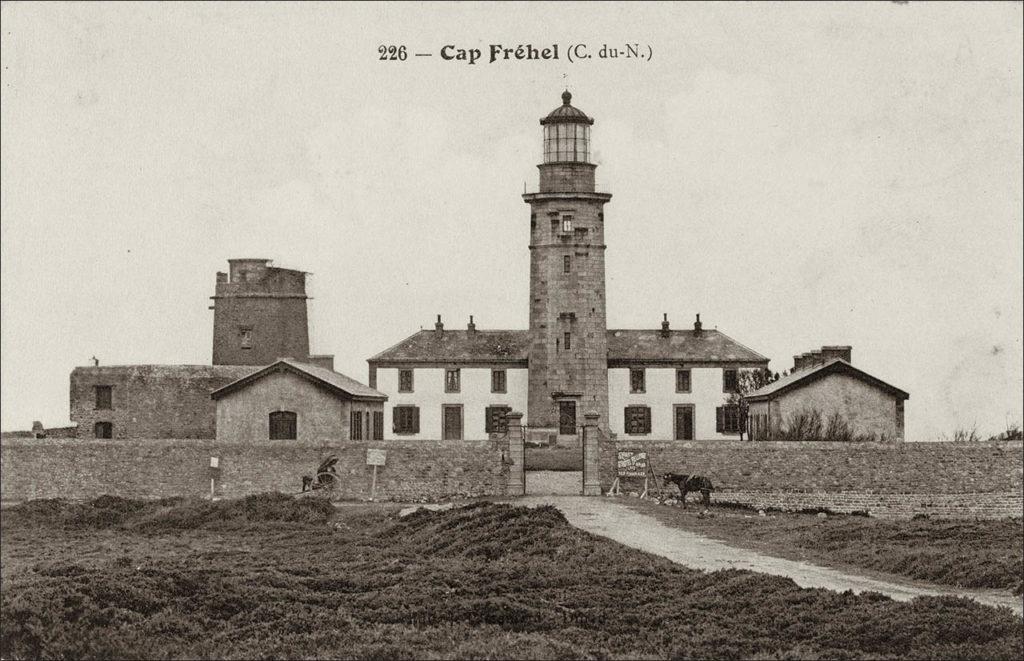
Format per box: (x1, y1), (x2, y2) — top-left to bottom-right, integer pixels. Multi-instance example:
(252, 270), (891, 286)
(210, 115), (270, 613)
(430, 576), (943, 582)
(366, 329), (430, 362)
(712, 329), (770, 362)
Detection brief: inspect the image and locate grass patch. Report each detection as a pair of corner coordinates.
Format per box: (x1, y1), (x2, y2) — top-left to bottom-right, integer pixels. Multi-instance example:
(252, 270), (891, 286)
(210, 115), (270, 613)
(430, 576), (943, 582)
(1, 495), (1021, 659)
(627, 499), (1024, 594)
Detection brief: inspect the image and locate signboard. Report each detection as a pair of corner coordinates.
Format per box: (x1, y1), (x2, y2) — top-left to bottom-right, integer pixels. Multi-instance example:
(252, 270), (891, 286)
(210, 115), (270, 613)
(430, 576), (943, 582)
(209, 456), (219, 469)
(366, 449), (387, 466)
(617, 450), (648, 478)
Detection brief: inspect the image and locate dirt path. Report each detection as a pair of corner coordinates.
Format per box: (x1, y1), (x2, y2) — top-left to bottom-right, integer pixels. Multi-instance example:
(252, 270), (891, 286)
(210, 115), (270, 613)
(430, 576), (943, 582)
(515, 496), (1024, 616)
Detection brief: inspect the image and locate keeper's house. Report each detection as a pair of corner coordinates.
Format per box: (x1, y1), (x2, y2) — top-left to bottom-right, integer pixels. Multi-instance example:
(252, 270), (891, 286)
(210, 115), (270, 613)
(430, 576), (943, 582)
(744, 346), (909, 442)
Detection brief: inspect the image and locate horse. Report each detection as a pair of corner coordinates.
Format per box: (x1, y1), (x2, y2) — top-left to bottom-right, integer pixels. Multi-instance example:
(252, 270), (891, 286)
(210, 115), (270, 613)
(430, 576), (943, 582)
(661, 472), (714, 509)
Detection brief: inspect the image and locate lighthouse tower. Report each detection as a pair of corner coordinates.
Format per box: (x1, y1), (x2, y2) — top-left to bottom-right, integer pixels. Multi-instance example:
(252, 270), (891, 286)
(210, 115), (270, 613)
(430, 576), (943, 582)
(523, 92), (612, 436)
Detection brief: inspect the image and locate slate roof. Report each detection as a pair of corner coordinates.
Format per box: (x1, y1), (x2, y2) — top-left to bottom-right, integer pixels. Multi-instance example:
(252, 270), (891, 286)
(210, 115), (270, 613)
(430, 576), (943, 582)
(211, 359), (387, 401)
(744, 359), (909, 402)
(368, 330), (531, 365)
(368, 328), (768, 366)
(605, 329), (768, 365)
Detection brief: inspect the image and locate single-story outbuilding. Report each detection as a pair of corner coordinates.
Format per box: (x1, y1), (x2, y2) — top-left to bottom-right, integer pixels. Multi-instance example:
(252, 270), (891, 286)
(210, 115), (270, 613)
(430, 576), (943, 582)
(211, 359), (387, 442)
(744, 346), (908, 442)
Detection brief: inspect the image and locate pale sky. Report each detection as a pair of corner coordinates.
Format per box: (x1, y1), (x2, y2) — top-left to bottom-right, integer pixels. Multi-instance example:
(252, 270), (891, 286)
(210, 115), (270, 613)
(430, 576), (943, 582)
(2, 2), (1022, 440)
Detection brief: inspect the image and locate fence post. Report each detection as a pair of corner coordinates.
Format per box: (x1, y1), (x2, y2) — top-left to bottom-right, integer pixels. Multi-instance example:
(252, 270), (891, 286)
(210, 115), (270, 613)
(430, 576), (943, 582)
(583, 411), (602, 496)
(506, 411), (525, 496)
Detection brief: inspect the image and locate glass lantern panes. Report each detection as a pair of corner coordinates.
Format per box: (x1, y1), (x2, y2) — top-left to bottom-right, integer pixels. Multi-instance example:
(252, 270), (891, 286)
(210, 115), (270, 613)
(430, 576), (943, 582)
(543, 123), (590, 163)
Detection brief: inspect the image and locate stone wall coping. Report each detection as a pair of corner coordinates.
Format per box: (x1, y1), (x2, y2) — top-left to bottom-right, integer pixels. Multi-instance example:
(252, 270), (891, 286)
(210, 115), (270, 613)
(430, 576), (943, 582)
(610, 439), (1024, 451)
(0, 437), (502, 449)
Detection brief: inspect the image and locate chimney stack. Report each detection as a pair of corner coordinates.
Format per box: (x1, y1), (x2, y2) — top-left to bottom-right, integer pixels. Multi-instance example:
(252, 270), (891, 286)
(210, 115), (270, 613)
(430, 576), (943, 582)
(821, 345), (852, 364)
(434, 314), (444, 334)
(660, 313), (670, 337)
(467, 315), (476, 333)
(693, 313), (703, 336)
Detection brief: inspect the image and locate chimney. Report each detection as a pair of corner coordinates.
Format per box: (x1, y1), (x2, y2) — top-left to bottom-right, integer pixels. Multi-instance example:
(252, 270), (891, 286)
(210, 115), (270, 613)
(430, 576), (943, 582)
(467, 315), (476, 333)
(693, 313), (703, 336)
(660, 313), (670, 338)
(434, 314), (444, 334)
(809, 350), (824, 367)
(793, 354), (804, 372)
(821, 345), (852, 363)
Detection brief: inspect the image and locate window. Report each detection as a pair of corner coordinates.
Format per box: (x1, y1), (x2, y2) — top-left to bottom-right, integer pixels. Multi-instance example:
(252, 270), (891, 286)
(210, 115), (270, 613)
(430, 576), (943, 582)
(562, 215), (573, 233)
(372, 411), (384, 440)
(676, 369), (692, 393)
(630, 368), (645, 393)
(485, 405), (512, 434)
(491, 369), (507, 393)
(393, 405), (420, 434)
(240, 327), (253, 349)
(564, 332), (572, 351)
(716, 405), (744, 434)
(269, 411), (297, 440)
(398, 369), (414, 393)
(624, 405), (651, 435)
(723, 369), (739, 393)
(445, 368), (460, 393)
(350, 411), (363, 440)
(94, 421), (113, 439)
(95, 385), (112, 410)
(563, 255), (571, 273)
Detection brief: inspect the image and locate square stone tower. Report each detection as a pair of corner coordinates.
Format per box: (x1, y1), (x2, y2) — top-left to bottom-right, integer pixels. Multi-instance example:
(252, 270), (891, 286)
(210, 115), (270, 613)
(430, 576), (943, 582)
(523, 92), (612, 434)
(211, 259), (310, 366)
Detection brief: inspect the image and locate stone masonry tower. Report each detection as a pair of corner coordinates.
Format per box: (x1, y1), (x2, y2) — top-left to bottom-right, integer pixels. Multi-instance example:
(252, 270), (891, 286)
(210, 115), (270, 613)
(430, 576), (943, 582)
(211, 259), (310, 366)
(523, 92), (612, 434)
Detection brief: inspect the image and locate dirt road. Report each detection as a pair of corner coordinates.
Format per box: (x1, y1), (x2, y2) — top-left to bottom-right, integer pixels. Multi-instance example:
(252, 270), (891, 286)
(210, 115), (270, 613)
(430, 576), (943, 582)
(515, 496), (1024, 616)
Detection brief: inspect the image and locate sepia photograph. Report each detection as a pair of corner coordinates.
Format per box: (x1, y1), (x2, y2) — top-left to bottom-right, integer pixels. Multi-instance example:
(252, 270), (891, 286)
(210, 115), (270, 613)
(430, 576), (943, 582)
(1, 2), (1022, 659)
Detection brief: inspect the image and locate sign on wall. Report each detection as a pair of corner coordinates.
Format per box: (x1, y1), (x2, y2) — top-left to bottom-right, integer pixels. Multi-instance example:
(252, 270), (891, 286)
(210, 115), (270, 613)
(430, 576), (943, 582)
(616, 450), (648, 477)
(366, 449), (387, 466)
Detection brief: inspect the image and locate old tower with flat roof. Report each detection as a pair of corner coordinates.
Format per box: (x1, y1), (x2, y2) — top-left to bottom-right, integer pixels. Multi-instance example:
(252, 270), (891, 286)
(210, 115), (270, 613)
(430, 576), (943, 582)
(211, 258), (311, 366)
(523, 92), (613, 435)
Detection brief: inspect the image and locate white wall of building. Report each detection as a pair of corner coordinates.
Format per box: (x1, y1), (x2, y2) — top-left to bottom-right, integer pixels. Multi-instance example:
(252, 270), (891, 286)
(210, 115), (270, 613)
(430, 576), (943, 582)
(608, 367), (741, 440)
(376, 366), (528, 440)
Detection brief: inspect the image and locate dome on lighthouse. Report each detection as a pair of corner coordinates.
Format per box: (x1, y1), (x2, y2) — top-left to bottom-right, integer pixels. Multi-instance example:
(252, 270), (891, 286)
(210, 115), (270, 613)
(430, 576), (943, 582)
(540, 91), (594, 125)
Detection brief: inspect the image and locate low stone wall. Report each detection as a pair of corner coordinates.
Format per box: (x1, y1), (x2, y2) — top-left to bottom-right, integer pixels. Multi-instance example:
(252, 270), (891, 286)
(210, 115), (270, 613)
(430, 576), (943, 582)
(601, 439), (1024, 519)
(0, 437), (509, 503)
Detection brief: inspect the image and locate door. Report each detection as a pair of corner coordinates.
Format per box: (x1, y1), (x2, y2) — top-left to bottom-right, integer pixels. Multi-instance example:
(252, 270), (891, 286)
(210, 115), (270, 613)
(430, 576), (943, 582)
(674, 405), (694, 441)
(442, 405), (463, 440)
(559, 401), (576, 435)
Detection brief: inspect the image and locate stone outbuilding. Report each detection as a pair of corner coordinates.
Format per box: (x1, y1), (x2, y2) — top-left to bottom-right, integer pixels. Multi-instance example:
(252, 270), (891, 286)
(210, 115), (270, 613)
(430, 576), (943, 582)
(744, 346), (909, 442)
(211, 359), (387, 442)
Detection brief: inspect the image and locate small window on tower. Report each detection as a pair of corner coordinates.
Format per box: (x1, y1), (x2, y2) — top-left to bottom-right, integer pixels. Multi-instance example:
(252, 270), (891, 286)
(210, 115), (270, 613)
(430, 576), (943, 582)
(240, 327), (253, 349)
(564, 255), (571, 273)
(564, 332), (572, 351)
(562, 215), (573, 233)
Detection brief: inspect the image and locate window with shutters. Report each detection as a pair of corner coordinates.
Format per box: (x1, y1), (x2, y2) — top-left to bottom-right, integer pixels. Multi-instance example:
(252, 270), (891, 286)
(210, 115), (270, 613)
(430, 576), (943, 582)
(393, 405), (419, 434)
(398, 369), (414, 393)
(491, 369), (506, 393)
(675, 369), (691, 393)
(562, 215), (573, 233)
(445, 369), (460, 393)
(350, 410), (363, 440)
(723, 369), (739, 393)
(485, 405), (512, 434)
(624, 405), (651, 435)
(269, 411), (297, 440)
(94, 421), (113, 439)
(95, 385), (113, 410)
(372, 411), (384, 440)
(716, 405), (743, 434)
(630, 368), (645, 393)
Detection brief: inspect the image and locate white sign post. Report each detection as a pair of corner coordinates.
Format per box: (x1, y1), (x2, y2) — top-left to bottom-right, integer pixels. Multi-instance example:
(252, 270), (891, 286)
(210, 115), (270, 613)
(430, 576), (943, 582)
(366, 449), (386, 500)
(209, 456), (220, 499)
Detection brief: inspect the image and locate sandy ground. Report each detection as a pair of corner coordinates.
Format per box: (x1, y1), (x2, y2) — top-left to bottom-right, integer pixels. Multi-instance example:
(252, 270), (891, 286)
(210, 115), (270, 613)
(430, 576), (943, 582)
(506, 496), (1023, 616)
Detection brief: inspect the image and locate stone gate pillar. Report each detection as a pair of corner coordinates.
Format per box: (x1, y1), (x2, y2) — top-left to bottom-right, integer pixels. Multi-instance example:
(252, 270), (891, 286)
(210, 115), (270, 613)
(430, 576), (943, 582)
(506, 411), (525, 496)
(583, 411), (602, 495)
